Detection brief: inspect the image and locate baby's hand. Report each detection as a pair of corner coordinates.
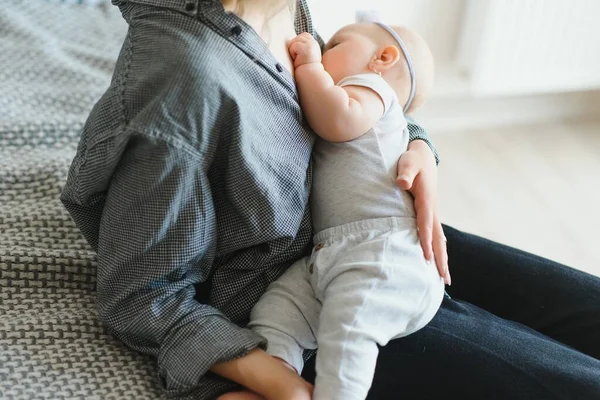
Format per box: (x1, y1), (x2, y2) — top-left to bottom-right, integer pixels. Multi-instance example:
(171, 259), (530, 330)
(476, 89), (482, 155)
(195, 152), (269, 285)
(289, 33), (322, 69)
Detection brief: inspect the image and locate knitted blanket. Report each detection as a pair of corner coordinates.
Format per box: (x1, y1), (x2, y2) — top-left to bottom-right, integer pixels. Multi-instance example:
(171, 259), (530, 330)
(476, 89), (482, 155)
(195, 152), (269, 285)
(1, 2), (166, 398)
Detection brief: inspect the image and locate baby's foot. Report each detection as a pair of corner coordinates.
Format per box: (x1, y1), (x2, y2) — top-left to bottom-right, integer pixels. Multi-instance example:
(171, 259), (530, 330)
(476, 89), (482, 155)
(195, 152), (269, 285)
(217, 358), (312, 400)
(217, 392), (264, 400)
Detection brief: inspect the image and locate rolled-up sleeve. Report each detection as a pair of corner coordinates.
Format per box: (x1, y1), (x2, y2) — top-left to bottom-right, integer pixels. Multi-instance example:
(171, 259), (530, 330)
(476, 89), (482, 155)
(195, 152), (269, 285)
(92, 134), (266, 393)
(406, 116), (440, 165)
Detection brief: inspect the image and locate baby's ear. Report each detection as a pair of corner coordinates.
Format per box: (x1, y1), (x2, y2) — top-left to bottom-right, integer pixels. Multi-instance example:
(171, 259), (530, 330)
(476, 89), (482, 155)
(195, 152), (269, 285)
(373, 45), (401, 72)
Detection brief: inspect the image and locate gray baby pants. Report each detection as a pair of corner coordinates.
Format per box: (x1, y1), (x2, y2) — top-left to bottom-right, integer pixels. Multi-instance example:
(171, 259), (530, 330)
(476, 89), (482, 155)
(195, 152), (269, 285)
(249, 217), (445, 400)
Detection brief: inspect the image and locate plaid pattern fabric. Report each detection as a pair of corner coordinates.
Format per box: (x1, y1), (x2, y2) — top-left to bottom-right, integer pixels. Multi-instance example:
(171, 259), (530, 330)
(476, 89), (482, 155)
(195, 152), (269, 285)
(1, 0), (438, 398)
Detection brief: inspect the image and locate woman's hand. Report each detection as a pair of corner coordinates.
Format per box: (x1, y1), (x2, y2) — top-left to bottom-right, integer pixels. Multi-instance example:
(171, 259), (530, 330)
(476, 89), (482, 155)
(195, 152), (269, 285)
(396, 140), (451, 285)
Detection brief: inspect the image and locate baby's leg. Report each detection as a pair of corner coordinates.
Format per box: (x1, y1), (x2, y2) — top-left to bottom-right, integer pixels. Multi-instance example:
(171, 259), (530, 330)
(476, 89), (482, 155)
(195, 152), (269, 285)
(313, 230), (444, 400)
(249, 256), (321, 374)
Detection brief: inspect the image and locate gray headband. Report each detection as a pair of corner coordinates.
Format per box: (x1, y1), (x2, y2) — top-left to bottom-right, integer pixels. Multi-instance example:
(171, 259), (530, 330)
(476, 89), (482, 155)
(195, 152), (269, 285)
(355, 10), (416, 112)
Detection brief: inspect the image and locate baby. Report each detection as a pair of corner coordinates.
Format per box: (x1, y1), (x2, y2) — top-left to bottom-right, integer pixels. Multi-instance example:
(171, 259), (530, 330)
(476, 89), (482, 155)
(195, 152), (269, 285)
(248, 18), (444, 400)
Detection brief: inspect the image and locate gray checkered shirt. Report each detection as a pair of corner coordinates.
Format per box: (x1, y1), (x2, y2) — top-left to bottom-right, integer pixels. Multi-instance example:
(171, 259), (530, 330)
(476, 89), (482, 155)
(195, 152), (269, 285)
(61, 0), (438, 398)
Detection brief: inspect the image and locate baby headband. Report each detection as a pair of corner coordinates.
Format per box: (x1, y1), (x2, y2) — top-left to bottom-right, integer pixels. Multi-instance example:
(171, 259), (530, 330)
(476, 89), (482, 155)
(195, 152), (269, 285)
(356, 10), (416, 112)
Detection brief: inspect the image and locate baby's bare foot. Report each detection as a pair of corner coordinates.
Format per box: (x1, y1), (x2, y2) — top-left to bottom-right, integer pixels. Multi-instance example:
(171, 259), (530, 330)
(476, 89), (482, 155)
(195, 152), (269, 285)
(217, 358), (312, 400)
(217, 391), (264, 400)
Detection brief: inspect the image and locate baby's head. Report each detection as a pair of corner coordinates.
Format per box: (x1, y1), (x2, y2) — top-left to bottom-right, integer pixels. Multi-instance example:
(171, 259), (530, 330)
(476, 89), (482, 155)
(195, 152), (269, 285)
(322, 23), (434, 113)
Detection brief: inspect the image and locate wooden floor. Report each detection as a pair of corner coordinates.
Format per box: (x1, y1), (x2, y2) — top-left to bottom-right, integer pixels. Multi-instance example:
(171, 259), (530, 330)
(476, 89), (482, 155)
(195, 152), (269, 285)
(432, 120), (600, 278)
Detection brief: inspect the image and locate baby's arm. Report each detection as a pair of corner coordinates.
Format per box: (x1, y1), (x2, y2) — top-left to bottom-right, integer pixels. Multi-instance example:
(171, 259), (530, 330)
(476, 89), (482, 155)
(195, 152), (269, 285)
(289, 33), (383, 143)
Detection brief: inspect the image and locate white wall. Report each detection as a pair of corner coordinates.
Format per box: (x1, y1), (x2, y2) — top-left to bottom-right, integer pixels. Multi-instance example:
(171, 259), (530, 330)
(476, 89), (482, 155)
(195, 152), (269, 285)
(306, 0), (466, 66)
(306, 0), (471, 98)
(458, 0), (600, 97)
(306, 0), (600, 131)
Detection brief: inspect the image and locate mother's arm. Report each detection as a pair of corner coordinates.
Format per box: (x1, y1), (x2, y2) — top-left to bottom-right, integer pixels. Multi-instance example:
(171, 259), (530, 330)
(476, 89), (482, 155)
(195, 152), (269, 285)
(400, 117), (450, 285)
(63, 134), (273, 395)
(407, 115), (439, 165)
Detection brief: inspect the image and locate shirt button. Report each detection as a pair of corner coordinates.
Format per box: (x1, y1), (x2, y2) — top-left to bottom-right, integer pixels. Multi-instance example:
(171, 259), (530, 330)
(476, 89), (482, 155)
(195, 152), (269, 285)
(276, 63), (284, 72)
(231, 25), (242, 36)
(185, 2), (195, 11)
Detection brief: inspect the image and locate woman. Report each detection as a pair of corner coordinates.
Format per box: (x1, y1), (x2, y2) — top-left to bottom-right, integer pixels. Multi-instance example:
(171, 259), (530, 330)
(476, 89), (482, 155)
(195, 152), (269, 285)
(61, 0), (600, 398)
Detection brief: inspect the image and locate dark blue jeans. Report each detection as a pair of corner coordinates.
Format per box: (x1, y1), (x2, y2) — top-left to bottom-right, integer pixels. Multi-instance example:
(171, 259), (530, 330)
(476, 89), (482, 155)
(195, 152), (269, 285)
(302, 225), (600, 399)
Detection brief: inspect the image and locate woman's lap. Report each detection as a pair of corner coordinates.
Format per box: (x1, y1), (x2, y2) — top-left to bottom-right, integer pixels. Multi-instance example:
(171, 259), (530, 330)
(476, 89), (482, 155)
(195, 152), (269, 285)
(369, 296), (600, 399)
(443, 224), (600, 359)
(301, 224), (600, 398)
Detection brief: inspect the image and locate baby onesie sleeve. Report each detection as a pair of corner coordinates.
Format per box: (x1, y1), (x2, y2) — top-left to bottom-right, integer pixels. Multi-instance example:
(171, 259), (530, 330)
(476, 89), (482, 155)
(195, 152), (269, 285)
(337, 73), (399, 116)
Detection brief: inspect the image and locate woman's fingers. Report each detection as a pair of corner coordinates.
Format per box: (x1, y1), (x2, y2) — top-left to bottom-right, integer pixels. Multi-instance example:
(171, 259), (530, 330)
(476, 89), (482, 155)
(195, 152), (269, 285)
(414, 181), (434, 263)
(396, 151), (419, 190)
(397, 142), (449, 283)
(398, 150), (434, 261)
(432, 216), (451, 285)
